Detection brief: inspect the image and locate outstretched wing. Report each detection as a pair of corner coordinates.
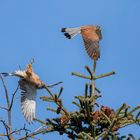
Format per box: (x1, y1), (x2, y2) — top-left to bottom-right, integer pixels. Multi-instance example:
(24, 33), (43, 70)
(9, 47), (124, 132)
(82, 38), (100, 60)
(19, 79), (37, 122)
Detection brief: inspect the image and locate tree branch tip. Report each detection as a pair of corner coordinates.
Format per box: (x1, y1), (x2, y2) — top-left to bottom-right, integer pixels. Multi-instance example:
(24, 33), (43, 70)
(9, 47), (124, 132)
(123, 103), (127, 106)
(84, 66), (92, 72)
(71, 72), (75, 75)
(84, 65), (89, 69)
(86, 83), (88, 86)
(112, 71), (116, 75)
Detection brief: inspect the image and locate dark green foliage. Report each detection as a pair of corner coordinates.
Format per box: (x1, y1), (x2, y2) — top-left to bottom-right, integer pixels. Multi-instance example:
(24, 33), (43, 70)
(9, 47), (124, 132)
(32, 66), (140, 140)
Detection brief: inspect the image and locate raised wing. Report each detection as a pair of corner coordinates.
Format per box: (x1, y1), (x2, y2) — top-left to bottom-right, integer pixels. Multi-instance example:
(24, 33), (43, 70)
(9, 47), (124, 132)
(19, 79), (37, 122)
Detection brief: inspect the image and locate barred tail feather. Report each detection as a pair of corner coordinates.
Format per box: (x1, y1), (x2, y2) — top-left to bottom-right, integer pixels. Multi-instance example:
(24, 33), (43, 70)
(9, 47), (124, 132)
(0, 70), (25, 78)
(61, 27), (81, 39)
(0, 72), (14, 77)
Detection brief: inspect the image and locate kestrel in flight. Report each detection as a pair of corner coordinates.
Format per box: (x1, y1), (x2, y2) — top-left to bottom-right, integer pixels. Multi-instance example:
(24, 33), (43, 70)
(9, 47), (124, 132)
(1, 63), (62, 122)
(61, 25), (102, 71)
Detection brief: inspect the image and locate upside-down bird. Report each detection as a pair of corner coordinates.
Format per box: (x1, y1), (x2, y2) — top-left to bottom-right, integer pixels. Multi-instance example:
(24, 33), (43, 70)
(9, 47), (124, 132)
(61, 25), (102, 72)
(1, 63), (62, 122)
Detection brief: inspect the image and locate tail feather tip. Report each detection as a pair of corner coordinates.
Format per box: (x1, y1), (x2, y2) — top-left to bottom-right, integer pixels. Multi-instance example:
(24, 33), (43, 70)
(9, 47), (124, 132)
(64, 33), (71, 39)
(0, 73), (13, 77)
(61, 28), (66, 32)
(0, 73), (9, 77)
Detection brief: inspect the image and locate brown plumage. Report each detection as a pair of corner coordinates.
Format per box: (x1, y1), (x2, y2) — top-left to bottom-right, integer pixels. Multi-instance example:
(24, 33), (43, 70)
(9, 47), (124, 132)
(24, 63), (43, 87)
(61, 25), (102, 71)
(80, 26), (102, 61)
(0, 63), (62, 122)
(0, 63), (44, 122)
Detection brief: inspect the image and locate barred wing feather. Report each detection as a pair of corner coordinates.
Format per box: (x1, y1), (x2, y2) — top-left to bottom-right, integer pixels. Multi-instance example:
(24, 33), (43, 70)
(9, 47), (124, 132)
(83, 38), (100, 60)
(19, 80), (37, 122)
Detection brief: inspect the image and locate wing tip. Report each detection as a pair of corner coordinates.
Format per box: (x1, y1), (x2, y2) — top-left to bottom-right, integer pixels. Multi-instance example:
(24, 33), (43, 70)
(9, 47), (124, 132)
(21, 106), (35, 123)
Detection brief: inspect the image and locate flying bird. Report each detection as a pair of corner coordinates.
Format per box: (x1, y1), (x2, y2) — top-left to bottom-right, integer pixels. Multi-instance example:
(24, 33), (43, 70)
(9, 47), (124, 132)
(1, 63), (62, 122)
(61, 25), (102, 71)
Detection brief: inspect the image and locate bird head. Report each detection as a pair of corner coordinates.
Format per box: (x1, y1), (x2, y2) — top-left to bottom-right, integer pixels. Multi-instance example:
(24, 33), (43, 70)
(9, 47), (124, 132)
(96, 25), (102, 40)
(35, 81), (45, 89)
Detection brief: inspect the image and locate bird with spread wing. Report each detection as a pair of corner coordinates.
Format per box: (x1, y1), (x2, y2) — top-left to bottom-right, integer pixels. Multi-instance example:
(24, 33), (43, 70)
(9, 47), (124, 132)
(61, 25), (102, 72)
(1, 62), (62, 122)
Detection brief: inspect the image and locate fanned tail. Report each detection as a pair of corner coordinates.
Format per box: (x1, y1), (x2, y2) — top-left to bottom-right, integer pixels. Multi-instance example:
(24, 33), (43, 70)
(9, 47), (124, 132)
(61, 27), (81, 39)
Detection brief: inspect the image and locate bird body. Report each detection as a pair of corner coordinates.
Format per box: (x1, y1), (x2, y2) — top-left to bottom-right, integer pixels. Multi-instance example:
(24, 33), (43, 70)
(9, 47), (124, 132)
(81, 26), (100, 41)
(1, 63), (45, 122)
(2, 64), (43, 88)
(1, 63), (62, 122)
(61, 25), (102, 71)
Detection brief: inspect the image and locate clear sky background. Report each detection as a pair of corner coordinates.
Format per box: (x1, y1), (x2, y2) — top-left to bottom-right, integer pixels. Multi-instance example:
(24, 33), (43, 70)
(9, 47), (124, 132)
(0, 0), (140, 139)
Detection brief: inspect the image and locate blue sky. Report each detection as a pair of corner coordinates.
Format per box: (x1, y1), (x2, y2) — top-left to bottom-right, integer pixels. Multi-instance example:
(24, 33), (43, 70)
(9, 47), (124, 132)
(0, 0), (140, 139)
